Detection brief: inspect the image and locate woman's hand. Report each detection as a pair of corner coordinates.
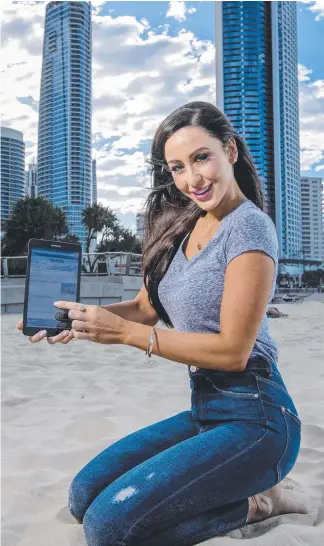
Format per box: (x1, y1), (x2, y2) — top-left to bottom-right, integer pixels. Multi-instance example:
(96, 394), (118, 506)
(53, 301), (129, 345)
(16, 320), (73, 344)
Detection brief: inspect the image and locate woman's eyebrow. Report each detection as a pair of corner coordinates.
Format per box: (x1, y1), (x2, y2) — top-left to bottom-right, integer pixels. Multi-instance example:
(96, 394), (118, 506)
(167, 147), (210, 165)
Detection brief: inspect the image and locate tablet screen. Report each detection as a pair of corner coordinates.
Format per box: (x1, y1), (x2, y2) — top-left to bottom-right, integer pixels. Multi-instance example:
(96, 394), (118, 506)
(26, 247), (80, 328)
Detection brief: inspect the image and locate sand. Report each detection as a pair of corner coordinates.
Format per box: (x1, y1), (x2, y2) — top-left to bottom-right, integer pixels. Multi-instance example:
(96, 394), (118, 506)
(1, 301), (324, 545)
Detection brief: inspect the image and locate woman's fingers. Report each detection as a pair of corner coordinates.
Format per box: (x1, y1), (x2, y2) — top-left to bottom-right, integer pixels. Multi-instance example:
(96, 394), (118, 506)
(71, 320), (90, 332)
(47, 330), (71, 344)
(55, 310), (70, 321)
(59, 331), (74, 344)
(29, 330), (47, 343)
(17, 318), (72, 345)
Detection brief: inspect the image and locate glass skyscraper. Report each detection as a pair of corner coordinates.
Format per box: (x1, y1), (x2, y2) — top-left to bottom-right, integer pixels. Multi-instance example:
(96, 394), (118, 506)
(25, 160), (38, 198)
(216, 1), (302, 261)
(1, 127), (25, 231)
(37, 0), (92, 250)
(91, 158), (97, 206)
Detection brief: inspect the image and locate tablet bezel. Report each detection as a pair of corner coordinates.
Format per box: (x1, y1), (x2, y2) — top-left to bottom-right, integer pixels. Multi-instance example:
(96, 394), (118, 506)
(23, 238), (82, 337)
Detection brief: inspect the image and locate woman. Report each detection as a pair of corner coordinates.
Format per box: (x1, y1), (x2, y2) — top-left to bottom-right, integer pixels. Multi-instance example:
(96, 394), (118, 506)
(17, 101), (308, 545)
(267, 307), (289, 318)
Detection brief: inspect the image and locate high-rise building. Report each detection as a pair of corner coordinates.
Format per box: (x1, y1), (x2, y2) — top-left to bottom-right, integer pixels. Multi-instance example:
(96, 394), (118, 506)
(1, 127), (25, 231)
(323, 182), (324, 264)
(300, 177), (324, 262)
(91, 158), (97, 205)
(216, 1), (302, 262)
(25, 159), (38, 198)
(37, 0), (92, 250)
(136, 212), (145, 241)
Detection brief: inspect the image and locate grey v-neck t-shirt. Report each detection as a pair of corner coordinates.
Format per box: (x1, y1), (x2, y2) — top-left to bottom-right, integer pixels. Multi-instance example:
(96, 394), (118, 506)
(158, 199), (279, 366)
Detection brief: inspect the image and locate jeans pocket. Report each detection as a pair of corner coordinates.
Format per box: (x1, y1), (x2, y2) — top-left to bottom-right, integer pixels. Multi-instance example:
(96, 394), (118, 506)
(206, 372), (260, 400)
(257, 376), (289, 396)
(275, 406), (301, 483)
(191, 373), (267, 425)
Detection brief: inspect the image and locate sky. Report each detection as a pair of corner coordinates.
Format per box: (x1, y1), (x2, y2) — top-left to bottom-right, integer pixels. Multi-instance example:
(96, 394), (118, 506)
(1, 0), (324, 233)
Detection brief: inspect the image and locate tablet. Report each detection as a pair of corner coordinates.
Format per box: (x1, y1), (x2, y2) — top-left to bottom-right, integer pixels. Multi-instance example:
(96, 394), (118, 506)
(23, 238), (82, 337)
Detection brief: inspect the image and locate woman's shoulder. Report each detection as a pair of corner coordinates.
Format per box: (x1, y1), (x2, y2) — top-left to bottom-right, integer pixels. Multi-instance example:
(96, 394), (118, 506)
(223, 200), (279, 264)
(228, 200), (276, 232)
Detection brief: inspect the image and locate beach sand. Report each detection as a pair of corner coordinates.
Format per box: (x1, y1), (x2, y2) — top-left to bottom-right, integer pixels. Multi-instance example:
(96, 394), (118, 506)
(1, 301), (324, 545)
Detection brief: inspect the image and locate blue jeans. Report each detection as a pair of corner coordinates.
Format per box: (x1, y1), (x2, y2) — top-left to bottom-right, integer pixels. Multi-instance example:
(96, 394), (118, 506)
(68, 358), (301, 546)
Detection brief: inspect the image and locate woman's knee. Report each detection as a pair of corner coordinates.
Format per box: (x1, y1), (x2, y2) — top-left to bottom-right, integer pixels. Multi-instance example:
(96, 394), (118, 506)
(68, 471), (94, 524)
(83, 501), (127, 546)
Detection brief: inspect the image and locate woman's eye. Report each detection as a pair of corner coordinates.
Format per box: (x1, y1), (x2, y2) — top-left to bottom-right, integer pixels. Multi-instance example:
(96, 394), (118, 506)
(195, 153), (209, 162)
(171, 165), (183, 173)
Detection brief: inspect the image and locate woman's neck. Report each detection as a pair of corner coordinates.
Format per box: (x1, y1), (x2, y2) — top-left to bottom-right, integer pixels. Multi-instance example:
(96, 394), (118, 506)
(204, 193), (247, 227)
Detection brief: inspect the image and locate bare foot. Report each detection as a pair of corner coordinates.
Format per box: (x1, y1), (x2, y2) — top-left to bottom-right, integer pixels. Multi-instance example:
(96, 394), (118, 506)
(280, 479), (294, 491)
(247, 484), (308, 523)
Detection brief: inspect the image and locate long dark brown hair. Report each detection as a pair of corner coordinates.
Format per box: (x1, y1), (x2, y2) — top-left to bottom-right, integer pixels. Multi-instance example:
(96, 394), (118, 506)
(142, 101), (264, 328)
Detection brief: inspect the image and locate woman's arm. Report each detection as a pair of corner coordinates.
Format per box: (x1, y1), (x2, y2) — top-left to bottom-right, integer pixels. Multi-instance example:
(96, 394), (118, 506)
(101, 284), (159, 327)
(123, 251), (275, 372)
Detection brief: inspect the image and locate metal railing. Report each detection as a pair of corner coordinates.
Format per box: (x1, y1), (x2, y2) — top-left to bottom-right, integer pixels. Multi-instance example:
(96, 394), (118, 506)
(275, 287), (316, 294)
(1, 252), (143, 278)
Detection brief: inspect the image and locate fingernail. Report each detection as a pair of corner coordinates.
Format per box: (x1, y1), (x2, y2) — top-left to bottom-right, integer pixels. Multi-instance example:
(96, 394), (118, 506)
(40, 330), (47, 336)
(53, 302), (58, 306)
(63, 330), (69, 337)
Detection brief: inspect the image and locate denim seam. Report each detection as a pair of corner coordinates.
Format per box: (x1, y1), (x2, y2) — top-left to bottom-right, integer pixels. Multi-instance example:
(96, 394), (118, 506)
(222, 511), (249, 534)
(209, 384), (258, 399)
(206, 512), (248, 538)
(198, 389), (203, 419)
(258, 376), (289, 396)
(276, 409), (289, 482)
(269, 367), (281, 378)
(121, 429), (269, 544)
(284, 407), (301, 426)
(252, 373), (268, 427)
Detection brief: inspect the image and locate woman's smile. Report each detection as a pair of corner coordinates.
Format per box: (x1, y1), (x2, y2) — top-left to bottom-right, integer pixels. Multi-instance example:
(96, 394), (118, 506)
(191, 183), (213, 201)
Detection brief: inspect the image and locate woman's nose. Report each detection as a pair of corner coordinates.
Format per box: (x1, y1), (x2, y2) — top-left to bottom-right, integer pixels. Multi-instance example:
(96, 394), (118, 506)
(186, 167), (202, 188)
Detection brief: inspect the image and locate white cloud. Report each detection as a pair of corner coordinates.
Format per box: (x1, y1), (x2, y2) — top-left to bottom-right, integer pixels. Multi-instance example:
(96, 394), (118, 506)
(166, 1), (187, 22)
(89, 13), (215, 220)
(0, 1), (46, 164)
(299, 65), (324, 172)
(298, 64), (312, 82)
(300, 149), (324, 171)
(300, 0), (324, 21)
(88, 0), (109, 16)
(166, 1), (196, 22)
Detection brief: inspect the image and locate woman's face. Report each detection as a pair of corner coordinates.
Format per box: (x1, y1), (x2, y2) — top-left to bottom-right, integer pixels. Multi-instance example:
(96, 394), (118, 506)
(164, 126), (239, 211)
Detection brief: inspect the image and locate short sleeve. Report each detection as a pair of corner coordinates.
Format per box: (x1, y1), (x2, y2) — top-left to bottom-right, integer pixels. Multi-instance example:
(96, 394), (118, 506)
(225, 208), (279, 267)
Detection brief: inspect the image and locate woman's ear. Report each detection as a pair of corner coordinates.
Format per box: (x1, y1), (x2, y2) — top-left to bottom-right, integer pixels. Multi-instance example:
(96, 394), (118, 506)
(225, 138), (238, 164)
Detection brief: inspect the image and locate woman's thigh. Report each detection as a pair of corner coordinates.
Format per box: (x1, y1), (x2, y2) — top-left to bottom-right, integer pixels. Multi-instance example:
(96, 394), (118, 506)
(69, 410), (198, 522)
(82, 420), (283, 546)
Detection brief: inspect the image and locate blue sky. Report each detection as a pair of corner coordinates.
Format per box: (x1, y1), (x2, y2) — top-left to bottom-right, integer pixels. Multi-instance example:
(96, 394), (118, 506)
(1, 0), (324, 232)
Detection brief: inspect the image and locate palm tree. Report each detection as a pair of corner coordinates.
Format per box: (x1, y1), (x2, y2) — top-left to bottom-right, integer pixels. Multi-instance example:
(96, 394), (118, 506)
(99, 227), (142, 254)
(81, 204), (142, 273)
(1, 197), (78, 256)
(82, 203), (119, 273)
